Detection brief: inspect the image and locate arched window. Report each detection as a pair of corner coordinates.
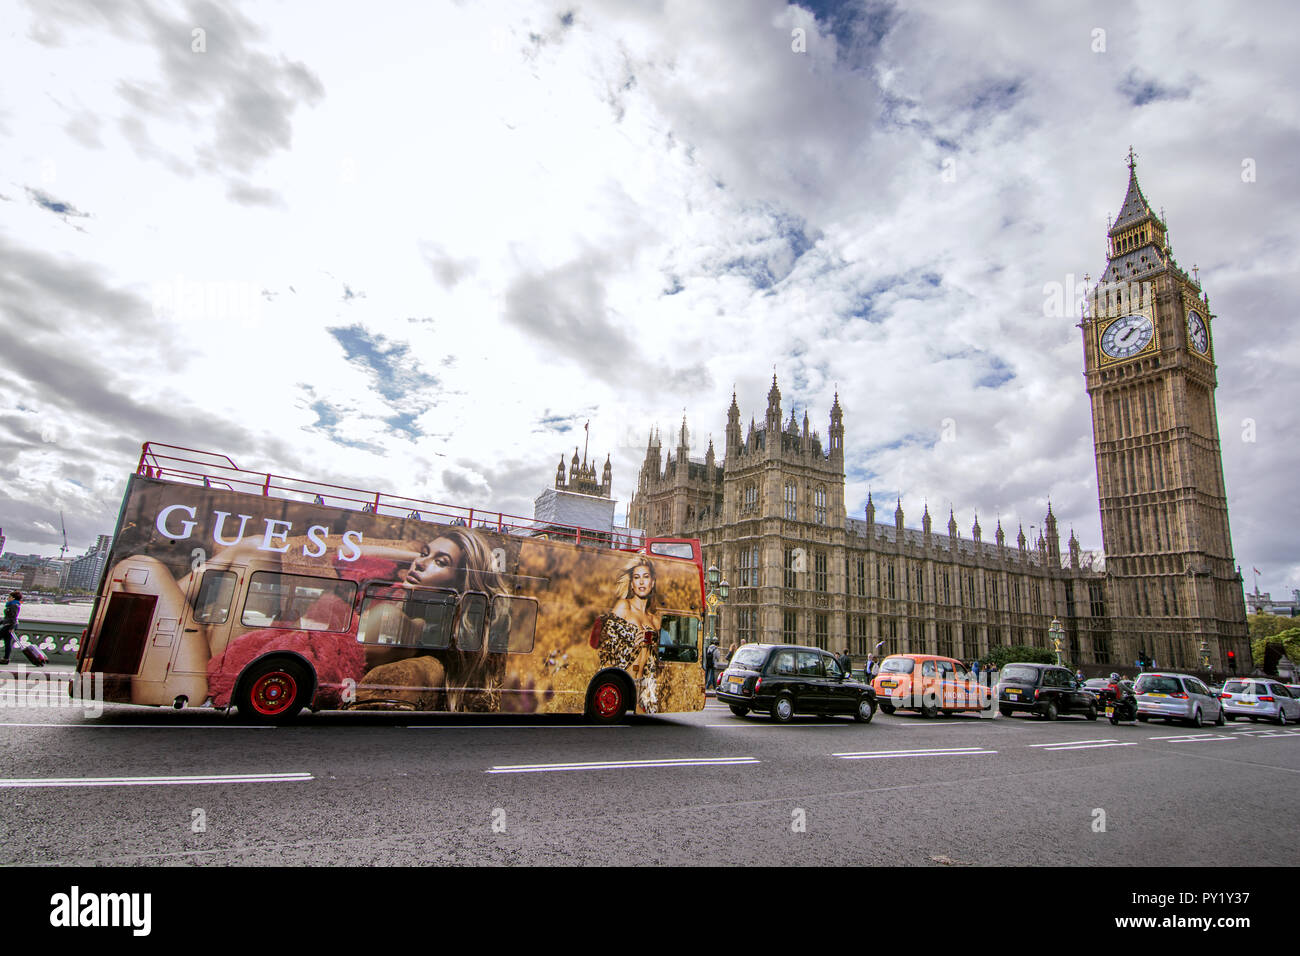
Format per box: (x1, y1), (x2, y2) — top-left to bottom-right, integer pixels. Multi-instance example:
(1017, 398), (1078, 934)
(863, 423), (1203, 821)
(814, 486), (827, 524)
(784, 481), (797, 520)
(742, 483), (758, 514)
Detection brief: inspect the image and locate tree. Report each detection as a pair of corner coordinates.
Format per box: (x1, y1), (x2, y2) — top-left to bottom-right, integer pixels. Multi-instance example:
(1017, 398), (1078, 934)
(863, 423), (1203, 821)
(982, 644), (1055, 671)
(1249, 626), (1300, 676)
(1248, 612), (1294, 641)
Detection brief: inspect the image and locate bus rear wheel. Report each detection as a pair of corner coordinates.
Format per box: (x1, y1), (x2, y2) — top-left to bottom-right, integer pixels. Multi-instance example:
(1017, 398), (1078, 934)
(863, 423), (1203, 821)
(238, 658), (309, 723)
(586, 675), (630, 724)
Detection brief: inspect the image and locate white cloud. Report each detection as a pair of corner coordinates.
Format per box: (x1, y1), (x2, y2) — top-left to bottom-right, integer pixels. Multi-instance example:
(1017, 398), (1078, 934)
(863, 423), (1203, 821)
(0, 0), (1297, 596)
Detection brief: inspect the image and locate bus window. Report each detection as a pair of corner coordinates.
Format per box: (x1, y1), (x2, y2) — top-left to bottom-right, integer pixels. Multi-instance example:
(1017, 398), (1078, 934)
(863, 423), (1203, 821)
(657, 614), (700, 663)
(241, 571), (357, 631)
(489, 595), (537, 653)
(358, 584), (455, 648)
(456, 593), (487, 651)
(649, 541), (694, 559)
(194, 570), (237, 624)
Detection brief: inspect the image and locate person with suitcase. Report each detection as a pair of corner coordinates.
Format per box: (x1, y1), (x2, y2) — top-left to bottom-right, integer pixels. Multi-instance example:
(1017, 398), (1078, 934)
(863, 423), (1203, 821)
(1, 590), (20, 665)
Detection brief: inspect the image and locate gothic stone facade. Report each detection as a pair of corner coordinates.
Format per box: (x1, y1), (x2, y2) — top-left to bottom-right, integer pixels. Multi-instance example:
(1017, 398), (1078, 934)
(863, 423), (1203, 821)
(628, 379), (1116, 666)
(626, 160), (1249, 672)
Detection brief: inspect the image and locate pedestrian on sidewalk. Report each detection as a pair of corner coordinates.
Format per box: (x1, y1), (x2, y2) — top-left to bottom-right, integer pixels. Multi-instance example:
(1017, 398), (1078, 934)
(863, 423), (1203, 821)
(704, 641), (719, 692)
(1, 591), (21, 665)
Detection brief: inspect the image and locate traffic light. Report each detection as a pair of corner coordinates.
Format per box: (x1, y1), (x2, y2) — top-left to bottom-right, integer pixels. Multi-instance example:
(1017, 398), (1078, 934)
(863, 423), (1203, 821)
(1227, 650), (1236, 673)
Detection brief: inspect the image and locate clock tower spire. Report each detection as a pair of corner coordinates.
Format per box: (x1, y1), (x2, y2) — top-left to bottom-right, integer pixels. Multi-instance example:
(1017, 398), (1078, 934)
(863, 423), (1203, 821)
(1081, 152), (1247, 673)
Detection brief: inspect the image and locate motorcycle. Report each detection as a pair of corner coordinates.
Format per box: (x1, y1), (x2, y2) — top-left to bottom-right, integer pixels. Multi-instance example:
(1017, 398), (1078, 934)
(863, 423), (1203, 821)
(1103, 679), (1138, 725)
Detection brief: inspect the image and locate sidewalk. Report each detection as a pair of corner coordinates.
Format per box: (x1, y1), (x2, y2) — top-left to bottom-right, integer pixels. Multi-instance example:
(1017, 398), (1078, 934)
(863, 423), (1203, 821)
(2, 661), (77, 679)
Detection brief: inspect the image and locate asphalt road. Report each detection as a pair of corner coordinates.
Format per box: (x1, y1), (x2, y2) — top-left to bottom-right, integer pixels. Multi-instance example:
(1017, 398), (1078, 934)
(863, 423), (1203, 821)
(2, 688), (1296, 866)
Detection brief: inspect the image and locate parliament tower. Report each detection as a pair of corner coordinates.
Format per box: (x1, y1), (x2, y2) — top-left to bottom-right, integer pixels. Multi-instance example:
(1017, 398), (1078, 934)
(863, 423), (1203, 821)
(1080, 150), (1248, 670)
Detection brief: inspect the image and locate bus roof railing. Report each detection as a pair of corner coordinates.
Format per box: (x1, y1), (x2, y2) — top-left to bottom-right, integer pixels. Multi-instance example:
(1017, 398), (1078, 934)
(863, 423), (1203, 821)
(135, 441), (646, 551)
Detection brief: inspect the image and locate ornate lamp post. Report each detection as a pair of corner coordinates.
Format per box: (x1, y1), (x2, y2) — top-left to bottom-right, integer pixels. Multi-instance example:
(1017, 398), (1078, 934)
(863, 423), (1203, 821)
(705, 563), (730, 661)
(1200, 639), (1211, 681)
(1048, 617), (1065, 666)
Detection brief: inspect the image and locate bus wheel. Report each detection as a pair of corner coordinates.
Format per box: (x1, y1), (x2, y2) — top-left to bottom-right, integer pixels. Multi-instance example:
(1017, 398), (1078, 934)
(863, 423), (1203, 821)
(239, 659), (308, 723)
(586, 676), (628, 724)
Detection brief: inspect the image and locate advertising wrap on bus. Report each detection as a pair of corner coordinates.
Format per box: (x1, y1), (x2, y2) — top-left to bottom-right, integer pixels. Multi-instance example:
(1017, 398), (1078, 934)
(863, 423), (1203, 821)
(76, 475), (705, 721)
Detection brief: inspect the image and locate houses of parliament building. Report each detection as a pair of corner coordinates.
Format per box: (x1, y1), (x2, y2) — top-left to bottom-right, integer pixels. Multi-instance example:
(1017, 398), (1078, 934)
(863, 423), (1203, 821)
(619, 157), (1250, 672)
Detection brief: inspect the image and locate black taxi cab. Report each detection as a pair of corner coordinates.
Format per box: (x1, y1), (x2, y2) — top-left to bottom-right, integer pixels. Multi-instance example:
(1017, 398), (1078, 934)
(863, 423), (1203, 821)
(997, 662), (1099, 720)
(715, 643), (877, 723)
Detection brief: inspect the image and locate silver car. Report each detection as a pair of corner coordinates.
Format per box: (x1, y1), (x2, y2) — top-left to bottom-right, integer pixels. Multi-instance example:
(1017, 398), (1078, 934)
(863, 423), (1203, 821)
(1219, 679), (1300, 725)
(1133, 672), (1224, 727)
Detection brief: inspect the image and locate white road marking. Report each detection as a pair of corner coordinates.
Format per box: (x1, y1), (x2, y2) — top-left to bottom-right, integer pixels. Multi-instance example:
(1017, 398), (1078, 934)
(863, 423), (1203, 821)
(1147, 733), (1235, 742)
(705, 722), (845, 728)
(1222, 728), (1294, 738)
(1027, 739), (1118, 747)
(1038, 742), (1140, 751)
(832, 747), (996, 759)
(486, 756), (759, 774)
(0, 722), (273, 729)
(0, 771), (313, 788)
(405, 724), (626, 730)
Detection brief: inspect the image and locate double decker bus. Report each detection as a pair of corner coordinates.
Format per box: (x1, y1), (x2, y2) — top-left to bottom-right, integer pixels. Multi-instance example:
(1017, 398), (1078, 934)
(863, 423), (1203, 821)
(73, 443), (706, 723)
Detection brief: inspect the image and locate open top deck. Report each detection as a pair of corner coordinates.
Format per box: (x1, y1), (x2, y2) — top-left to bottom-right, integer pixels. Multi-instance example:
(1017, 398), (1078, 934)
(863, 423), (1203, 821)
(136, 442), (645, 551)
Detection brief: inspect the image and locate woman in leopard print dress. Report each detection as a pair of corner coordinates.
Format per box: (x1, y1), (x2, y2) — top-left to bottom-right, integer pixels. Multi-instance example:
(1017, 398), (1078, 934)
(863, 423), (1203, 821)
(597, 556), (662, 713)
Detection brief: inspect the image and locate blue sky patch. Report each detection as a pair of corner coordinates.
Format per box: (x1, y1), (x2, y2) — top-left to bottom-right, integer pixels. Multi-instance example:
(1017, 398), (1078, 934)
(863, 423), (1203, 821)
(327, 324), (439, 405)
(1119, 69), (1191, 107)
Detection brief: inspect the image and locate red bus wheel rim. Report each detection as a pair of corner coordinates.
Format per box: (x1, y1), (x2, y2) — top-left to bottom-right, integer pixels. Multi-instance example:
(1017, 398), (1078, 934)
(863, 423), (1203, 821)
(594, 682), (622, 718)
(251, 671), (297, 715)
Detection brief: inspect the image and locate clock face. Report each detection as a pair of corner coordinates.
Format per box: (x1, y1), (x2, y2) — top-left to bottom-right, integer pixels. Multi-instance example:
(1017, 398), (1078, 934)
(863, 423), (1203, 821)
(1186, 309), (1209, 353)
(1100, 314), (1155, 359)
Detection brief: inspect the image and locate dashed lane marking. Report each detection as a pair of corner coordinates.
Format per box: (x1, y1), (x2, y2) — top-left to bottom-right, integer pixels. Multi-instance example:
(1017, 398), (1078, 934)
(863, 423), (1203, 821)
(705, 722), (849, 728)
(405, 724), (625, 730)
(1222, 729), (1300, 739)
(485, 756), (759, 774)
(0, 772), (313, 788)
(831, 746), (996, 760)
(1027, 739), (1120, 747)
(0, 722), (273, 730)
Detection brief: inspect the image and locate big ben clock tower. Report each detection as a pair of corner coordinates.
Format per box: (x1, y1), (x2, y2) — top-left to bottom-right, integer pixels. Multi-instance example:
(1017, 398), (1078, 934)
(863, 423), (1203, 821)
(1081, 149), (1248, 673)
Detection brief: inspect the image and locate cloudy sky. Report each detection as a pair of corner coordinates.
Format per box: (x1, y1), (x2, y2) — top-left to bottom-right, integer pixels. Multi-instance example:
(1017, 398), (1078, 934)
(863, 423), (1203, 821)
(1, 0), (1297, 596)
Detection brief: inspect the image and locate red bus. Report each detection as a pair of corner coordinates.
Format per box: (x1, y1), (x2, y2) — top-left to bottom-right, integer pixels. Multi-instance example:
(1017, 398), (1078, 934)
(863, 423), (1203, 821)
(73, 443), (706, 723)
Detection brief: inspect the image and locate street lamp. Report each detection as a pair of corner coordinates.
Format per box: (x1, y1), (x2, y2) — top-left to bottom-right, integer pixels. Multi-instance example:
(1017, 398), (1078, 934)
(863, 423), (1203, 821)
(705, 563), (730, 661)
(1200, 639), (1210, 680)
(1048, 617), (1065, 665)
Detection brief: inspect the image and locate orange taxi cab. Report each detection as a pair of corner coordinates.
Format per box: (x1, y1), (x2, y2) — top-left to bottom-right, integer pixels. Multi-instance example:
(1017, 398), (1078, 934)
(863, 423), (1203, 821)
(872, 654), (992, 717)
